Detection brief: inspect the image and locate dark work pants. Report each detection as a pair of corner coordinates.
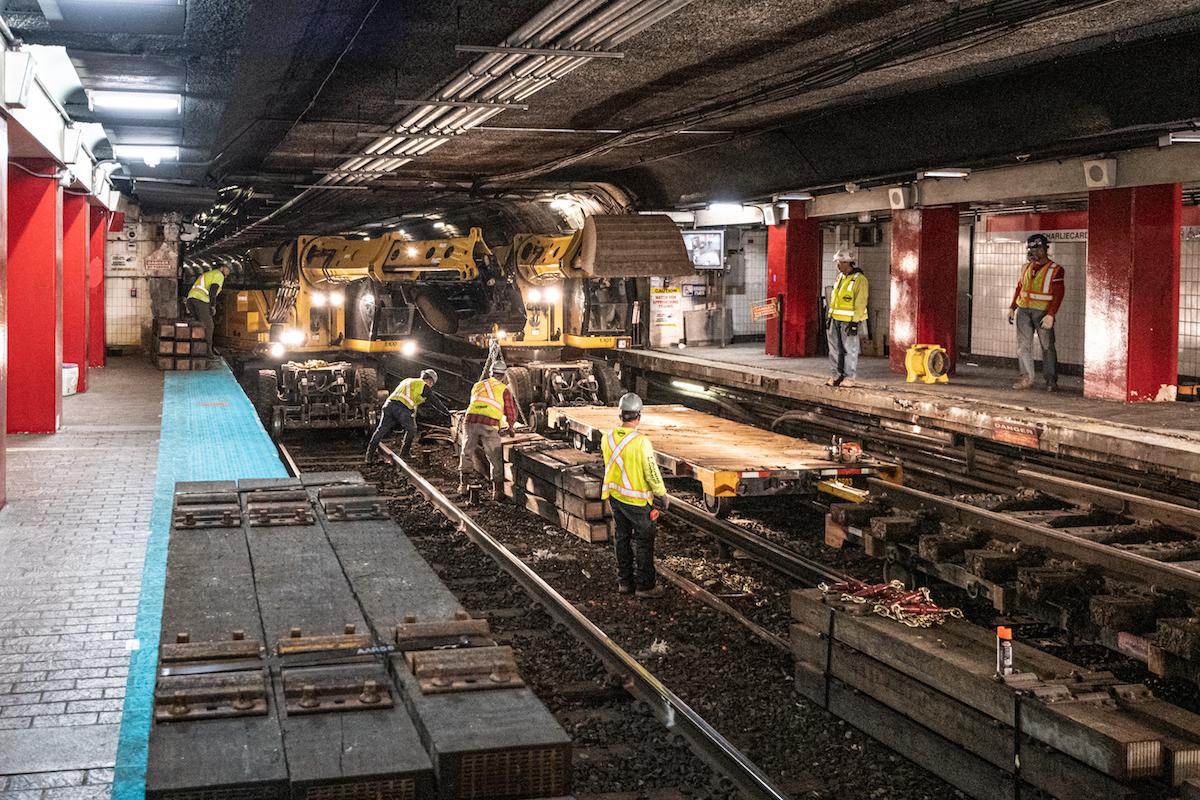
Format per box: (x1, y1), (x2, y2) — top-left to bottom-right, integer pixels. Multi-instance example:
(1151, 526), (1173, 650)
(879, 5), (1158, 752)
(610, 499), (656, 591)
(186, 297), (214, 351)
(367, 402), (417, 458)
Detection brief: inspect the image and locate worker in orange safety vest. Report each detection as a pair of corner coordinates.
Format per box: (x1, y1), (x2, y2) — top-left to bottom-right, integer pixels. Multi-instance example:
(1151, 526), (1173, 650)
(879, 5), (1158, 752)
(1007, 233), (1065, 392)
(601, 393), (668, 599)
(458, 360), (517, 501)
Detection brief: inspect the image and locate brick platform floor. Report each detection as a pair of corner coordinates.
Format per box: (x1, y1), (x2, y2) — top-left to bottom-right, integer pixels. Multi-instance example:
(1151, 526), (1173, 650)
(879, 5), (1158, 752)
(0, 358), (163, 798)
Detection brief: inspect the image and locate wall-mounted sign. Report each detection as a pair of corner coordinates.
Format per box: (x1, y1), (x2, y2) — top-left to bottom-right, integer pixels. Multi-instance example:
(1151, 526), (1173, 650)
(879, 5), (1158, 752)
(649, 286), (682, 347)
(750, 298), (779, 321)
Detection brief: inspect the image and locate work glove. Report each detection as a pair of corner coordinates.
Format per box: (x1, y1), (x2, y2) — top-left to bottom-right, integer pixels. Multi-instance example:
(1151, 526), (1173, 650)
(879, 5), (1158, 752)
(653, 494), (669, 513)
(1041, 314), (1054, 330)
(847, 323), (859, 337)
(1007, 309), (1016, 325)
(650, 509), (660, 522)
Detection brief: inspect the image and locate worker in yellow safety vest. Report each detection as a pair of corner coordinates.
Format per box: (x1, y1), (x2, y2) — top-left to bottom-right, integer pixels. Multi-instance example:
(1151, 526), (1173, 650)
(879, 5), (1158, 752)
(602, 393), (668, 599)
(825, 248), (868, 388)
(458, 361), (518, 501)
(185, 264), (231, 355)
(1007, 233), (1065, 392)
(365, 369), (448, 462)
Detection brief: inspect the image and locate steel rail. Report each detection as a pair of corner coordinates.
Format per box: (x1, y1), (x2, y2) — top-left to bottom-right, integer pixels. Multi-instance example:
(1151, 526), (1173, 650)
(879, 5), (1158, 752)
(664, 495), (846, 586)
(378, 442), (792, 800)
(868, 478), (1200, 599)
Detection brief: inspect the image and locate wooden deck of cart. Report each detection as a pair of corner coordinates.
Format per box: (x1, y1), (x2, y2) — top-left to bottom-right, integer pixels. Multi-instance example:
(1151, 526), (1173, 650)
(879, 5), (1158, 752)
(548, 404), (900, 514)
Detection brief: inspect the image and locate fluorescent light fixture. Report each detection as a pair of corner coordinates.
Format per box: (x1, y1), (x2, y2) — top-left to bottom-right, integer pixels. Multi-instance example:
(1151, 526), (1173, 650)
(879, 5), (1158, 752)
(91, 91), (181, 113)
(706, 202), (744, 214)
(776, 192), (813, 201)
(113, 145), (178, 167)
(918, 168), (971, 179)
(1160, 131), (1200, 145)
(671, 380), (707, 393)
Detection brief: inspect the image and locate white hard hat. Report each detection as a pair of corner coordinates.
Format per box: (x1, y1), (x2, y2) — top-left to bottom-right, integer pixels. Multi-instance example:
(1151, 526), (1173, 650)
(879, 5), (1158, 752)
(490, 360), (507, 374)
(618, 392), (643, 416)
(420, 369), (438, 384)
(833, 248), (856, 263)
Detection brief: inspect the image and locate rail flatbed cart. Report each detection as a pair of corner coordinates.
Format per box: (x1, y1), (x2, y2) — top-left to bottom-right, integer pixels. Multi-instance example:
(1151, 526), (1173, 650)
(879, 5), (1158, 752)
(549, 404), (901, 516)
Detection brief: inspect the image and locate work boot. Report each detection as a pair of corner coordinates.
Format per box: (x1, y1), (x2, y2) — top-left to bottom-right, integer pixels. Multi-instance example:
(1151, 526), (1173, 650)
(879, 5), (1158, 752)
(617, 582), (635, 595)
(824, 376), (842, 387)
(1045, 383), (1059, 393)
(839, 379), (855, 389)
(1012, 376), (1034, 390)
(635, 586), (664, 599)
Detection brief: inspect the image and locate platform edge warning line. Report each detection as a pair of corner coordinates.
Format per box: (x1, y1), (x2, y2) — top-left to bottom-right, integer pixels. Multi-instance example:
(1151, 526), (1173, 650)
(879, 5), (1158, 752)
(111, 364), (286, 799)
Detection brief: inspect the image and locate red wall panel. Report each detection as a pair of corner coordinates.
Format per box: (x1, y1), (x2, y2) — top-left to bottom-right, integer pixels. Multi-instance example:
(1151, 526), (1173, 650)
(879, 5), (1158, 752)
(88, 208), (107, 368)
(765, 201), (822, 357)
(63, 194), (89, 392)
(0, 119), (8, 508)
(889, 207), (960, 373)
(1085, 184), (1181, 401)
(7, 161), (63, 433)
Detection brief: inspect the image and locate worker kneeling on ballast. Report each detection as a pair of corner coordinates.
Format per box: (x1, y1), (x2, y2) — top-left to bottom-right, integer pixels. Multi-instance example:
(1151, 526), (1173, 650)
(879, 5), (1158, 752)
(366, 369), (449, 463)
(602, 393), (668, 599)
(458, 360), (517, 502)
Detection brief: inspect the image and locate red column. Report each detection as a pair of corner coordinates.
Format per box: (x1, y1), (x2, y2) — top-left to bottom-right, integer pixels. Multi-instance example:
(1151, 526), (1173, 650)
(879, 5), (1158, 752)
(63, 194), (89, 392)
(88, 208), (107, 368)
(0, 118), (8, 508)
(765, 201), (822, 357)
(8, 160), (63, 433)
(889, 207), (959, 373)
(1084, 184), (1181, 402)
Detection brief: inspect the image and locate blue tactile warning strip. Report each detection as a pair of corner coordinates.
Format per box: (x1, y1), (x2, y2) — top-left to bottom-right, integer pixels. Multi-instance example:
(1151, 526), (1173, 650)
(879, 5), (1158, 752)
(112, 364), (286, 799)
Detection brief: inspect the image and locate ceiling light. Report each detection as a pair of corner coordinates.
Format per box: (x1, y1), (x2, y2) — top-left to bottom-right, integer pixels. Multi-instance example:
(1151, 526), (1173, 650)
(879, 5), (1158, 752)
(671, 380), (707, 393)
(91, 91), (181, 113)
(706, 202), (744, 214)
(776, 192), (813, 201)
(1160, 131), (1200, 145)
(113, 145), (178, 168)
(918, 169), (971, 179)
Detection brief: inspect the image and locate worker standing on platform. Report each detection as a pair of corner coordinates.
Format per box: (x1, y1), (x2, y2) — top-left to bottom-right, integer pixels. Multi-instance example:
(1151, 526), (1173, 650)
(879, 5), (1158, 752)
(826, 249), (868, 388)
(602, 393), (668, 599)
(366, 369), (448, 463)
(1007, 233), (1065, 392)
(458, 361), (518, 501)
(185, 264), (230, 355)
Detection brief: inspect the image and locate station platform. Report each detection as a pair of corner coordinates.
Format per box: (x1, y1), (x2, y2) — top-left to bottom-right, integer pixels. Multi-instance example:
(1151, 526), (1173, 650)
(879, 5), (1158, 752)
(619, 344), (1200, 485)
(0, 357), (284, 798)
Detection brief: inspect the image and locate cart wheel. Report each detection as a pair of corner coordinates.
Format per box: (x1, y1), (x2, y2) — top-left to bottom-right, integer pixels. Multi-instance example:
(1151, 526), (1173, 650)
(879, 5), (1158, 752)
(703, 493), (732, 518)
(271, 406), (284, 440)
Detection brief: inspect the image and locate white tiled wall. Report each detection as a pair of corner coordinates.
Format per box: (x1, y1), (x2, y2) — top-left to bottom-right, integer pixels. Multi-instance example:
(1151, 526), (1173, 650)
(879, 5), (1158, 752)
(1181, 229), (1200, 379)
(105, 277), (153, 346)
(968, 229), (1087, 365)
(731, 228), (768, 336)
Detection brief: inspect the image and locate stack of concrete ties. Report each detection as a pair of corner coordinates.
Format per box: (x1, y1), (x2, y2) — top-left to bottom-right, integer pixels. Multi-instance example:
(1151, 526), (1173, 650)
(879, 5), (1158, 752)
(790, 587), (1200, 800)
(502, 432), (613, 542)
(153, 318), (211, 371)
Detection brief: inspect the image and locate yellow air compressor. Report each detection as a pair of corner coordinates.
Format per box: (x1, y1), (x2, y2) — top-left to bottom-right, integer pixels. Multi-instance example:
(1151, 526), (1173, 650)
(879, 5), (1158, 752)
(905, 344), (950, 384)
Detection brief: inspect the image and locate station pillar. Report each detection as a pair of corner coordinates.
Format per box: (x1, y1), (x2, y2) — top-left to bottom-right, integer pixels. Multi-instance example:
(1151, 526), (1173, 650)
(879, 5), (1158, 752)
(7, 160), (63, 433)
(765, 201), (822, 357)
(63, 194), (89, 392)
(889, 206), (959, 374)
(88, 208), (108, 368)
(0, 118), (8, 507)
(1084, 183), (1181, 402)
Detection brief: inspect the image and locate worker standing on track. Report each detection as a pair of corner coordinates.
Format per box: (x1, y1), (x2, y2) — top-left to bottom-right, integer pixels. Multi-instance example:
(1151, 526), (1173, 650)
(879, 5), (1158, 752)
(1007, 233), (1065, 392)
(826, 249), (868, 388)
(458, 361), (518, 502)
(365, 369), (448, 463)
(602, 393), (668, 599)
(185, 264), (230, 355)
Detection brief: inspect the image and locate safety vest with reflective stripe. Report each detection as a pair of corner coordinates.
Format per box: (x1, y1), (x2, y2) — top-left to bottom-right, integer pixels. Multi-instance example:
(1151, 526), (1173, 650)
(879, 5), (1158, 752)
(1015, 260), (1061, 310)
(388, 378), (426, 410)
(467, 378), (508, 422)
(187, 269), (225, 303)
(601, 428), (666, 507)
(829, 271), (868, 322)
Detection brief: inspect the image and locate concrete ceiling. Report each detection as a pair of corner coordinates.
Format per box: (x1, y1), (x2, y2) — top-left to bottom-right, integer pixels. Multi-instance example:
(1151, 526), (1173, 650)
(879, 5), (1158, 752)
(7, 0), (1200, 253)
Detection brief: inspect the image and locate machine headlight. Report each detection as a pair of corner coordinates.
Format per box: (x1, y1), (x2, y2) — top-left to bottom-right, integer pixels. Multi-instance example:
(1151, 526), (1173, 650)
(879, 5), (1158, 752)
(527, 288), (543, 303)
(311, 291), (327, 308)
(544, 285), (561, 303)
(328, 291), (345, 307)
(281, 328), (305, 346)
(495, 329), (508, 340)
(269, 342), (285, 358)
(401, 340), (417, 357)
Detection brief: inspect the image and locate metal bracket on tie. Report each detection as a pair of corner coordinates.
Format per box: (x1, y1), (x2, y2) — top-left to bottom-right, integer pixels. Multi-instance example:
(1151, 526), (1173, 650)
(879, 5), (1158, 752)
(154, 669), (269, 721)
(282, 663), (394, 715)
(172, 491), (242, 529)
(407, 645), (525, 695)
(244, 489), (314, 526)
(394, 615), (494, 652)
(317, 484), (387, 521)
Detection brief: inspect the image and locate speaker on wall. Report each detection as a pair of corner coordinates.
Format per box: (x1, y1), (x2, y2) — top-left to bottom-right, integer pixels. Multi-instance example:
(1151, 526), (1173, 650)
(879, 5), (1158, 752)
(888, 186), (909, 210)
(1083, 159), (1117, 189)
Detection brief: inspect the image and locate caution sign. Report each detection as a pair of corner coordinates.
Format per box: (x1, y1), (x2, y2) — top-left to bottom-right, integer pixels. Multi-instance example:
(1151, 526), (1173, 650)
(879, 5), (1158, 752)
(750, 298), (779, 321)
(649, 287), (681, 347)
(992, 420), (1039, 448)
